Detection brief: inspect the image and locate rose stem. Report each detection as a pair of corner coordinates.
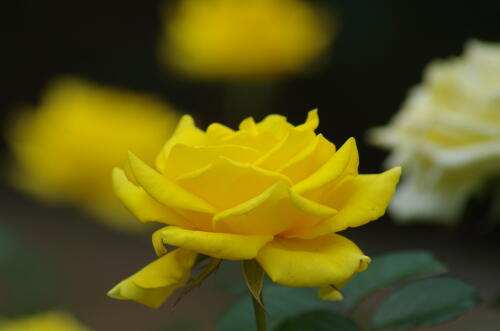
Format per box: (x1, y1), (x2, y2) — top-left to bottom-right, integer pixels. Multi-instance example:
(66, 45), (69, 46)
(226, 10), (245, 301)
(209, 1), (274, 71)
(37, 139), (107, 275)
(251, 290), (268, 331)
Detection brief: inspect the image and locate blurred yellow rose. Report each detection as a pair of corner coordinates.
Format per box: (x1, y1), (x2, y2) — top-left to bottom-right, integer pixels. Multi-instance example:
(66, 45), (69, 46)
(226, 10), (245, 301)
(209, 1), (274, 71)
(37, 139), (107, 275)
(370, 40), (500, 224)
(108, 110), (401, 307)
(6, 77), (180, 232)
(160, 0), (334, 80)
(0, 311), (91, 331)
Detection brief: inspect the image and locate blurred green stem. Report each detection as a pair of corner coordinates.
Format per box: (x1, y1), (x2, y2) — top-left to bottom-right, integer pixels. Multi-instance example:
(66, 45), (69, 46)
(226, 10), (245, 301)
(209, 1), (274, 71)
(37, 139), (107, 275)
(251, 290), (268, 331)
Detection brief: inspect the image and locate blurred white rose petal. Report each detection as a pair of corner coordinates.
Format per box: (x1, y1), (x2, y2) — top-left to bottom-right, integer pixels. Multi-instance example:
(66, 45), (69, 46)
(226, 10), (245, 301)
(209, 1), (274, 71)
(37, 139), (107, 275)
(369, 40), (500, 224)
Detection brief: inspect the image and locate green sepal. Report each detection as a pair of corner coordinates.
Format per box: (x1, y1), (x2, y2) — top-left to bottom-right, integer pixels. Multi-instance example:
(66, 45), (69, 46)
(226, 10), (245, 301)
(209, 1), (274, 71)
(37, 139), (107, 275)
(242, 259), (265, 309)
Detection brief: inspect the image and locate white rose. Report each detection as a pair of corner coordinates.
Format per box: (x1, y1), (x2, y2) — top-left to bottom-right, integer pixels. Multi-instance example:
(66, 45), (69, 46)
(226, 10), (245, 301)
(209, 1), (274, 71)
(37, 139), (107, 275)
(370, 40), (500, 224)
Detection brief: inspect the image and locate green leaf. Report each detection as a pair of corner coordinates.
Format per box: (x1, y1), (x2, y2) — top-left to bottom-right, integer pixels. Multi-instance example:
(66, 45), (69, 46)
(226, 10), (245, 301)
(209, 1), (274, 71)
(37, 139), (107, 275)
(219, 283), (330, 331)
(373, 277), (481, 329)
(242, 260), (265, 308)
(274, 310), (359, 331)
(341, 250), (446, 309)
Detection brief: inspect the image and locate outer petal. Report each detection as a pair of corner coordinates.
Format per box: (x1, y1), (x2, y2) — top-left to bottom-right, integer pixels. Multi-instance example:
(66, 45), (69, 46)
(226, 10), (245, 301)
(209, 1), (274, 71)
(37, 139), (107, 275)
(239, 117), (260, 133)
(213, 182), (336, 235)
(156, 115), (206, 172)
(112, 167), (190, 227)
(225, 111), (318, 158)
(107, 248), (197, 308)
(163, 144), (260, 180)
(128, 152), (216, 214)
(155, 226), (273, 260)
(317, 286), (343, 301)
(296, 109), (320, 131)
(294, 167), (402, 239)
(292, 138), (358, 194)
(387, 165), (475, 223)
(176, 157), (292, 210)
(279, 134), (336, 184)
(205, 122), (235, 144)
(221, 129), (282, 155)
(254, 129), (316, 170)
(256, 114), (292, 134)
(257, 234), (370, 287)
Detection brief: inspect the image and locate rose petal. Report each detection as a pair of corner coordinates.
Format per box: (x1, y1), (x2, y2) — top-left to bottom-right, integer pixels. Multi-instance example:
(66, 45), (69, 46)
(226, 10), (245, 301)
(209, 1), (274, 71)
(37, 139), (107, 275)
(221, 129), (282, 154)
(257, 114), (292, 133)
(217, 113), (296, 153)
(254, 127), (317, 171)
(112, 167), (191, 227)
(128, 152), (217, 214)
(107, 248), (197, 308)
(163, 144), (260, 180)
(205, 122), (236, 144)
(257, 234), (370, 287)
(293, 137), (358, 195)
(176, 157), (292, 210)
(279, 134), (336, 184)
(213, 182), (336, 235)
(317, 286), (344, 301)
(156, 115), (206, 171)
(298, 109), (320, 131)
(156, 226), (273, 260)
(387, 166), (472, 223)
(293, 167), (402, 238)
(252, 110), (320, 171)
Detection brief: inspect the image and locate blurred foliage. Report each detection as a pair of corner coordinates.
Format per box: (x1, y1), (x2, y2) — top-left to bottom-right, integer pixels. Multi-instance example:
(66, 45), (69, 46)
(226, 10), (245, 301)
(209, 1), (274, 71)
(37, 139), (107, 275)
(373, 277), (481, 329)
(219, 250), (481, 331)
(495, 294), (500, 308)
(274, 310), (358, 331)
(341, 250), (446, 309)
(0, 225), (59, 317)
(0, 226), (16, 264)
(219, 283), (329, 331)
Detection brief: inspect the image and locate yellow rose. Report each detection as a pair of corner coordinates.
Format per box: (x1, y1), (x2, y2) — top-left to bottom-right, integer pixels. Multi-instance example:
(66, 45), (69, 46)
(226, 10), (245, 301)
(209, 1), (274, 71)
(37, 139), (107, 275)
(370, 40), (500, 223)
(6, 77), (180, 232)
(0, 311), (91, 331)
(160, 0), (333, 80)
(108, 110), (401, 307)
